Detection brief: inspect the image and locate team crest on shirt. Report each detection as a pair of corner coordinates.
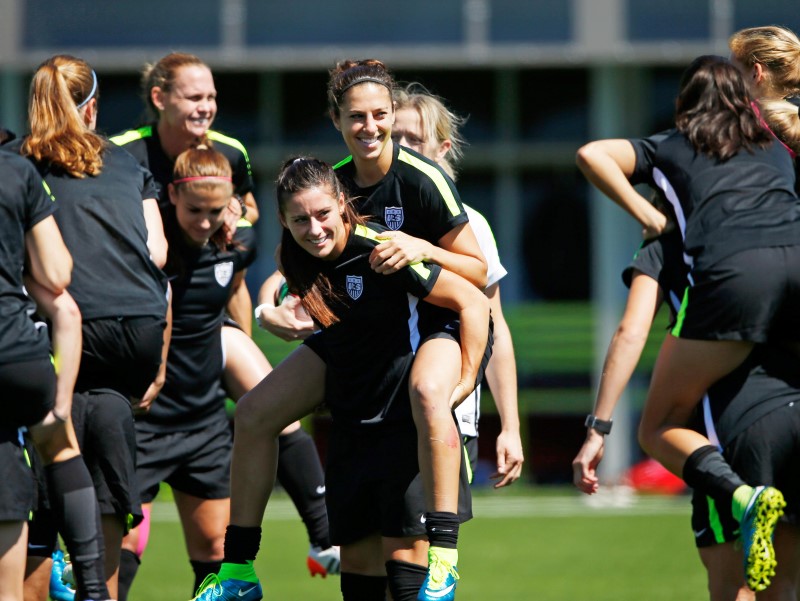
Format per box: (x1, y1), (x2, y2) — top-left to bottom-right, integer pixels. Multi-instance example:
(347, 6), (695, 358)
(214, 261), (234, 287)
(384, 206), (404, 230)
(346, 275), (363, 300)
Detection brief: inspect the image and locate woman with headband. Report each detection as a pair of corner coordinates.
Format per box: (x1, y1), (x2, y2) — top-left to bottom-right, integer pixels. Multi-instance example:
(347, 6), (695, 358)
(248, 59), (488, 601)
(111, 54), (336, 596)
(192, 156), (488, 601)
(7, 54), (170, 599)
(130, 145), (256, 597)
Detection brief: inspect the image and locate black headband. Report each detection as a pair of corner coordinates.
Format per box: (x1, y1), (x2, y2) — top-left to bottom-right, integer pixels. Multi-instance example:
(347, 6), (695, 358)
(338, 77), (392, 100)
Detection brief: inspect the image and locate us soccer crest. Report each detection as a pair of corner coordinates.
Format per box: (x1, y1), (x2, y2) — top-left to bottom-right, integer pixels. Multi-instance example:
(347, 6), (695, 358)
(346, 275), (363, 300)
(214, 261), (234, 287)
(384, 206), (404, 230)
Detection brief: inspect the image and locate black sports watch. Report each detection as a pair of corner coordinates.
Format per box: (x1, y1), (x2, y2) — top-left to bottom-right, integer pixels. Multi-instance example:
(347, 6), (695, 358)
(585, 414), (613, 435)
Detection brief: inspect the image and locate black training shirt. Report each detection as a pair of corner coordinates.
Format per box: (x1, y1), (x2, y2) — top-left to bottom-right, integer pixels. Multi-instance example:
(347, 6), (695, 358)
(138, 230), (255, 432)
(0, 151), (56, 363)
(7, 139), (167, 320)
(629, 129), (800, 269)
(303, 222), (441, 428)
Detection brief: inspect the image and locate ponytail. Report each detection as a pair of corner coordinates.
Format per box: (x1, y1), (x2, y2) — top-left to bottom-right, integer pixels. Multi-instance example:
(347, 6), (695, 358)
(22, 55), (105, 177)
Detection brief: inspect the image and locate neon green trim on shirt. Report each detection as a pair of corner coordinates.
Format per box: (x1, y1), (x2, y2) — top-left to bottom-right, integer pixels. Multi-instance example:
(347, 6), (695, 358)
(354, 223), (381, 241)
(672, 286), (690, 337)
(333, 155), (353, 170)
(206, 131), (252, 176)
(237, 218), (252, 228)
(408, 261), (432, 280)
(398, 148), (460, 217)
(109, 125), (153, 146)
(41, 180), (55, 202)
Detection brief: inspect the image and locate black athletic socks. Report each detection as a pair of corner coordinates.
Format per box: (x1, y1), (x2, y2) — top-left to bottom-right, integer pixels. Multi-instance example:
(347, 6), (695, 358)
(223, 525), (262, 564)
(191, 559), (222, 593)
(45, 455), (110, 600)
(386, 560), (427, 601)
(117, 548), (140, 601)
(340, 572), (388, 600)
(425, 511), (460, 549)
(276, 428), (331, 549)
(683, 445), (746, 506)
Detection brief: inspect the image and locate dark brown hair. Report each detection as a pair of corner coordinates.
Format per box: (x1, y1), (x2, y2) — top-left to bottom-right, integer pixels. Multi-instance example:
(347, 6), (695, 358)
(675, 55), (772, 161)
(276, 156), (365, 327)
(327, 59), (395, 119)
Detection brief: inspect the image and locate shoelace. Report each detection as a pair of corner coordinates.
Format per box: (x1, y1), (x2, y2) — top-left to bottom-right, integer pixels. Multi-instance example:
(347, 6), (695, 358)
(428, 557), (460, 586)
(194, 573), (223, 599)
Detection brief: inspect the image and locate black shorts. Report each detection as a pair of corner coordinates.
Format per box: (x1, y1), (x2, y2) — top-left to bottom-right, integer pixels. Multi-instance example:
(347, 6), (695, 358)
(0, 357), (55, 428)
(77, 316), (165, 399)
(418, 312), (494, 391)
(325, 419), (472, 546)
(0, 427), (35, 522)
(135, 416), (232, 503)
(72, 390), (142, 531)
(691, 400), (800, 547)
(675, 246), (800, 342)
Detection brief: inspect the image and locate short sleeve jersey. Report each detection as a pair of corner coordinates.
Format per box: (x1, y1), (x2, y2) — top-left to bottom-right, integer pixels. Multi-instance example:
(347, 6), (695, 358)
(455, 204), (507, 437)
(303, 222), (441, 428)
(0, 151), (56, 363)
(628, 129), (800, 268)
(109, 124), (254, 208)
(334, 144), (468, 244)
(6, 140), (167, 320)
(138, 232), (256, 432)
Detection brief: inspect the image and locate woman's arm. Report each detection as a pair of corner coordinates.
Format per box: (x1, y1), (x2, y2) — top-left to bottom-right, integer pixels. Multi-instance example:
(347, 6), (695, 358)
(572, 271), (663, 494)
(143, 198), (168, 268)
(226, 271), (253, 337)
(483, 283), (524, 488)
(371, 222), (488, 288)
(24, 276), (82, 422)
(576, 139), (667, 237)
(25, 215), (72, 294)
(423, 268), (491, 407)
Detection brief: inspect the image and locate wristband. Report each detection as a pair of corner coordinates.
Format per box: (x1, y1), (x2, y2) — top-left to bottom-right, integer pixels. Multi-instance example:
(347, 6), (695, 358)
(254, 302), (273, 323)
(235, 194), (247, 218)
(585, 414), (613, 435)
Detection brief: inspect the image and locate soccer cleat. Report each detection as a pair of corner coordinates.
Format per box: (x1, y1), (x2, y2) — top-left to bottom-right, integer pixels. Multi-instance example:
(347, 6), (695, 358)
(418, 547), (459, 601)
(740, 485), (786, 592)
(307, 544), (340, 577)
(189, 573), (262, 601)
(50, 549), (76, 601)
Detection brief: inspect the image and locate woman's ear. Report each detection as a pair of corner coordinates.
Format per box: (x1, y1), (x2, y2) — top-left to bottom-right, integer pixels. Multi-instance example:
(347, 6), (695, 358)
(753, 62), (765, 84)
(435, 139), (452, 164)
(168, 183), (178, 206)
(151, 86), (165, 112)
(330, 110), (341, 131)
(338, 192), (346, 214)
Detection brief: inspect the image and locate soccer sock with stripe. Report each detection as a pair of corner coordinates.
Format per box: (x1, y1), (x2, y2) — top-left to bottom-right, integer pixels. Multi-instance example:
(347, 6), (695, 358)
(276, 428), (331, 549)
(425, 511), (460, 549)
(682, 445), (748, 519)
(45, 455), (110, 600)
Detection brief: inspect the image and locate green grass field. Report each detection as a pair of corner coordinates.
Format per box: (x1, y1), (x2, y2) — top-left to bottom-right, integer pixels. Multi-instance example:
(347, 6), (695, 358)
(129, 488), (709, 601)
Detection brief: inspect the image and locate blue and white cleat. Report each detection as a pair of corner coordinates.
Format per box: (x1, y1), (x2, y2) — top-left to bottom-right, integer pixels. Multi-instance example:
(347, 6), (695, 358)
(418, 547), (459, 601)
(189, 573), (262, 601)
(741, 485), (785, 592)
(50, 549), (76, 601)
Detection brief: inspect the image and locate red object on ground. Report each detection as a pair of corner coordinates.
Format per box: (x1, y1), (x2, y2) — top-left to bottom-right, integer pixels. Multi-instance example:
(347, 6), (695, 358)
(624, 458), (687, 495)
